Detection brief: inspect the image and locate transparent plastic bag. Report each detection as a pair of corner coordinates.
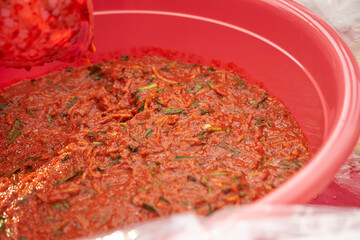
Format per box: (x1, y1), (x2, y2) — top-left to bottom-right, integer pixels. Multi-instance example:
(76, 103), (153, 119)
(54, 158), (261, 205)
(89, 205), (360, 240)
(295, 0), (360, 62)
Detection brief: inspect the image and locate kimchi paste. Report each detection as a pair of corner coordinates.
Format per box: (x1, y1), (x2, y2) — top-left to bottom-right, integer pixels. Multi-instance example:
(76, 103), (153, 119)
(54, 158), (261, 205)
(0, 56), (310, 239)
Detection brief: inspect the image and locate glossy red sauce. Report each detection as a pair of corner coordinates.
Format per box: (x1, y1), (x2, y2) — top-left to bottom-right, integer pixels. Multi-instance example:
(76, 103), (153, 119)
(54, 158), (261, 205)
(0, 56), (310, 239)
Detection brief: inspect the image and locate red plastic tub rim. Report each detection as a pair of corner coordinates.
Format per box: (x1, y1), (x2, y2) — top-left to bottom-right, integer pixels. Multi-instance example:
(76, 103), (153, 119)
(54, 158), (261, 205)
(256, 0), (360, 205)
(92, 0), (360, 205)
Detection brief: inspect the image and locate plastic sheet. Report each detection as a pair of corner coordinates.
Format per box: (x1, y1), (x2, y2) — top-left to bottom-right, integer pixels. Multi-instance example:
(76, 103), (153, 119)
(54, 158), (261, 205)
(295, 0), (360, 63)
(88, 205), (360, 240)
(335, 156), (360, 195)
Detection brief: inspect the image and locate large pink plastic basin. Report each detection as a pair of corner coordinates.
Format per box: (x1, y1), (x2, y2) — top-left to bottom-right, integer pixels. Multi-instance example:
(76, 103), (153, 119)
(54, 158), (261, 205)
(1, 0), (360, 206)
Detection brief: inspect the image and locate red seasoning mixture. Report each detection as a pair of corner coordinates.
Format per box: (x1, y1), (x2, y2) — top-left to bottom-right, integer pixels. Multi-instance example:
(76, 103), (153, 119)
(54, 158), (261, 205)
(0, 56), (310, 239)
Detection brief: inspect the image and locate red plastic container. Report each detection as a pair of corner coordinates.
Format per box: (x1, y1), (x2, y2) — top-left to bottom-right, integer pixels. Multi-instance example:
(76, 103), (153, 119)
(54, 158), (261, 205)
(1, 0), (360, 205)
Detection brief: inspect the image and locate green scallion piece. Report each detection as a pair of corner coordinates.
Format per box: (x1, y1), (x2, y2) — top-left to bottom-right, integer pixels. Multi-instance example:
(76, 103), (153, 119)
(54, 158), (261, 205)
(175, 156), (197, 160)
(61, 154), (69, 162)
(66, 67), (74, 72)
(193, 83), (202, 93)
(134, 96), (141, 103)
(142, 203), (159, 215)
(67, 96), (78, 108)
(159, 196), (170, 204)
(0, 216), (6, 233)
(7, 119), (23, 144)
(14, 118), (23, 127)
(207, 81), (215, 89)
(128, 145), (138, 152)
(121, 55), (129, 61)
(230, 176), (239, 183)
(137, 187), (146, 193)
(187, 175), (196, 182)
(110, 155), (121, 164)
(280, 160), (300, 169)
(189, 102), (199, 108)
(138, 100), (145, 113)
(154, 98), (165, 107)
(258, 95), (268, 104)
(202, 176), (210, 182)
(87, 65), (101, 76)
(54, 170), (82, 186)
(8, 129), (22, 145)
(94, 74), (104, 80)
(162, 109), (183, 115)
(145, 129), (153, 138)
(199, 74), (210, 79)
(208, 203), (214, 215)
(179, 65), (194, 69)
(199, 109), (214, 115)
(137, 83), (158, 93)
(235, 75), (244, 86)
(211, 172), (228, 176)
(26, 108), (36, 118)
